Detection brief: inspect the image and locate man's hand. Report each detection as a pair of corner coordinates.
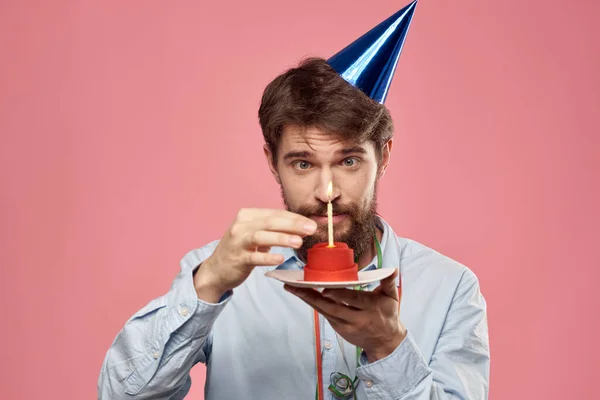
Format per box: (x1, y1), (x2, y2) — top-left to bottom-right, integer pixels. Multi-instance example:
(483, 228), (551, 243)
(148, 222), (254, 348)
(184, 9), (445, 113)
(194, 208), (317, 303)
(284, 269), (406, 363)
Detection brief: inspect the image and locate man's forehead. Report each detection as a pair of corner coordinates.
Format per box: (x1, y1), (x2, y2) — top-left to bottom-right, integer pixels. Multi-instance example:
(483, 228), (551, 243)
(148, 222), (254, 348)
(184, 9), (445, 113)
(280, 125), (369, 151)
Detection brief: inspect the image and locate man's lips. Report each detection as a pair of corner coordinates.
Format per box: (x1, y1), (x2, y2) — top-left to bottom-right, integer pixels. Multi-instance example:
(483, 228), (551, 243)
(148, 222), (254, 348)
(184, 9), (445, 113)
(310, 213), (349, 224)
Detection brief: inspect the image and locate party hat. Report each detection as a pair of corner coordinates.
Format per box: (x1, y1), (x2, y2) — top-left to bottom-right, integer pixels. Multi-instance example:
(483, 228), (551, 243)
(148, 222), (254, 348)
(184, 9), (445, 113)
(327, 0), (417, 104)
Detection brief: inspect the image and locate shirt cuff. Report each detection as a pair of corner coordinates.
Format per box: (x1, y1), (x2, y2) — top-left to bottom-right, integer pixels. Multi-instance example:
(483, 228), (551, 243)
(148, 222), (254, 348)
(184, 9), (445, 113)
(174, 291), (232, 338)
(165, 253), (233, 339)
(356, 331), (431, 400)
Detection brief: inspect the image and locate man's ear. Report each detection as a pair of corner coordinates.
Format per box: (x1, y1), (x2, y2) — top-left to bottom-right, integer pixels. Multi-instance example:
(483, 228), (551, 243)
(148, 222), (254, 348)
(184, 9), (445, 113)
(379, 139), (393, 178)
(263, 144), (281, 184)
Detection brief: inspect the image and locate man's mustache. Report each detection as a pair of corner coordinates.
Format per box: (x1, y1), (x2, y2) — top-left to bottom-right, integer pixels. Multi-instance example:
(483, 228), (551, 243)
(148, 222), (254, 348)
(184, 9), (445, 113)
(294, 203), (357, 217)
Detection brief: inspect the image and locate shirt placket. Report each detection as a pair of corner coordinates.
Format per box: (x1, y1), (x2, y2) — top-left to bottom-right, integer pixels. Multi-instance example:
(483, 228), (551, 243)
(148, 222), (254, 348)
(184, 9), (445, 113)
(321, 314), (337, 399)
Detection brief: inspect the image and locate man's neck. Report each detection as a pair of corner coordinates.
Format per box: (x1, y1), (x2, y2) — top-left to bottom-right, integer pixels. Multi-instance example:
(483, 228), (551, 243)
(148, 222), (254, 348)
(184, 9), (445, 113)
(357, 225), (383, 270)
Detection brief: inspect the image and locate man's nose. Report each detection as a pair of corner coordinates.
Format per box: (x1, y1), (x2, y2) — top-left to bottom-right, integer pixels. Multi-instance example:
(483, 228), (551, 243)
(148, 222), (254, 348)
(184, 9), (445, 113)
(315, 174), (341, 203)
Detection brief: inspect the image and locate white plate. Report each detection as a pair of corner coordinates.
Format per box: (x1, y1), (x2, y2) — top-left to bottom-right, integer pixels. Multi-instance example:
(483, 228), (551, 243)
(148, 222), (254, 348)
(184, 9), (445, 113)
(265, 268), (395, 288)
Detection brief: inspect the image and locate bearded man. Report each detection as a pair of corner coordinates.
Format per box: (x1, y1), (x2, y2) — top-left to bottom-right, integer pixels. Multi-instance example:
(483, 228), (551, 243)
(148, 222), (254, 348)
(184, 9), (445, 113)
(98, 3), (490, 399)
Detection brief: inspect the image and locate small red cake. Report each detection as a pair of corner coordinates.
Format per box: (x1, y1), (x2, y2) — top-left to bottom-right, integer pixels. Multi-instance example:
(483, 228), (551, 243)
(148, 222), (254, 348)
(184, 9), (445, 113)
(303, 242), (358, 282)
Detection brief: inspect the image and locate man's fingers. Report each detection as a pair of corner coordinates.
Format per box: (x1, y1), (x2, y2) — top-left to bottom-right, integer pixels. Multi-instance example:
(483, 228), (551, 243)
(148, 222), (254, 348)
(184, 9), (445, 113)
(321, 289), (370, 310)
(301, 296), (348, 326)
(256, 211), (317, 236)
(284, 286), (352, 320)
(246, 251), (284, 267)
(231, 209), (318, 251)
(243, 230), (305, 249)
(318, 310), (349, 327)
(236, 209), (318, 236)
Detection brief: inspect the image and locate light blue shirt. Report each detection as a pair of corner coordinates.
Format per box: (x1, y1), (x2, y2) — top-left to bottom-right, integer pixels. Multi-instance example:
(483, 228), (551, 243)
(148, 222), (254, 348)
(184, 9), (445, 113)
(98, 216), (490, 399)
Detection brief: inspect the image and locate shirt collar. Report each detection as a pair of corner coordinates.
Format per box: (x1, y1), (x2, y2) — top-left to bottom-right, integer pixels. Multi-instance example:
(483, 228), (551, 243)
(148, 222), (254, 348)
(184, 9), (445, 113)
(274, 215), (401, 287)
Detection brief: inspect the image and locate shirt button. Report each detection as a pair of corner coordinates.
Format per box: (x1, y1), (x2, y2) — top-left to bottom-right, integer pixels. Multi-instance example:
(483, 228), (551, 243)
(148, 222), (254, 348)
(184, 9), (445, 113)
(152, 351), (160, 359)
(324, 340), (332, 350)
(365, 380), (373, 388)
(179, 306), (189, 317)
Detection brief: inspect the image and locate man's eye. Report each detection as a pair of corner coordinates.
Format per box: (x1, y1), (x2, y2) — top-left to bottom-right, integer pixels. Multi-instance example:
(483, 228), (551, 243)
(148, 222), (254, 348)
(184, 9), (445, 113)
(294, 161), (312, 170)
(343, 158), (359, 167)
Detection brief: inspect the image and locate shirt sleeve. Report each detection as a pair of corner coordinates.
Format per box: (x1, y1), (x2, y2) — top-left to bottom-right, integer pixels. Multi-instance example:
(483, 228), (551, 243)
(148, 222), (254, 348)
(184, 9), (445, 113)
(355, 269), (490, 400)
(97, 241), (232, 399)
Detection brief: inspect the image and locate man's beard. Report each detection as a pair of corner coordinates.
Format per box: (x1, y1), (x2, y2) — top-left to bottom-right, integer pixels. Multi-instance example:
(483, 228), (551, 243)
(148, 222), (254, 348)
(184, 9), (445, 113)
(281, 189), (379, 263)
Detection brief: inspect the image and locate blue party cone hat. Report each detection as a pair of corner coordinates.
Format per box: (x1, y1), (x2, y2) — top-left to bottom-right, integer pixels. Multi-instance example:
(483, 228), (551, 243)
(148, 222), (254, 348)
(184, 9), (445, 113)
(327, 0), (417, 104)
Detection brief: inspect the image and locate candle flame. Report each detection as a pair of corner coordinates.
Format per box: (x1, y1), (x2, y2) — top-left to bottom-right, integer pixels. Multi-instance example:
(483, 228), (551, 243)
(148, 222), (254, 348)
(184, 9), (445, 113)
(327, 181), (333, 200)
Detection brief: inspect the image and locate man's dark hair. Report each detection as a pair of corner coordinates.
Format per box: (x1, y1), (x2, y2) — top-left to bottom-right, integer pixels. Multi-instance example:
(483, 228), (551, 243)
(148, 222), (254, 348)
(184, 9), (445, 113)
(258, 57), (394, 164)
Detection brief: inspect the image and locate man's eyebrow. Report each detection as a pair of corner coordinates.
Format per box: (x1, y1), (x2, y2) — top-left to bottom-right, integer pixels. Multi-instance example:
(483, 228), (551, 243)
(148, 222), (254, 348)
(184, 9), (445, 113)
(282, 147), (367, 160)
(282, 150), (313, 161)
(336, 146), (367, 155)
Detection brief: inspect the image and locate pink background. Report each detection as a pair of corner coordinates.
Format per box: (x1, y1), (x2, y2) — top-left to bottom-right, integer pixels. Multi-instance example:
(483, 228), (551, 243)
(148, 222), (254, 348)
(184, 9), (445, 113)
(1, 0), (598, 399)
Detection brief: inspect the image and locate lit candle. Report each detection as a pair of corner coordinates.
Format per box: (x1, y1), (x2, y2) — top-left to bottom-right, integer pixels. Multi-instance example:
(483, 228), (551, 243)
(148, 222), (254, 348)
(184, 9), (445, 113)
(327, 181), (334, 247)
